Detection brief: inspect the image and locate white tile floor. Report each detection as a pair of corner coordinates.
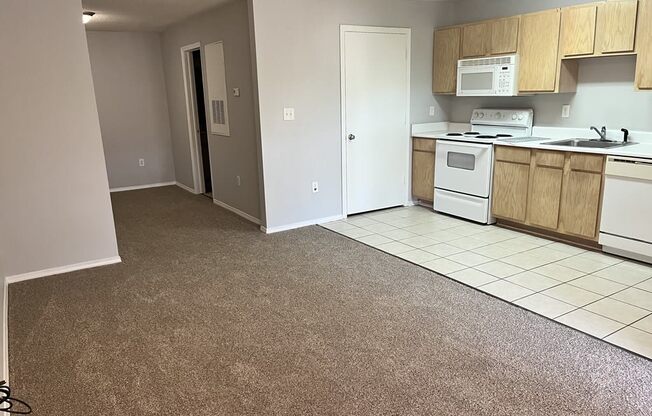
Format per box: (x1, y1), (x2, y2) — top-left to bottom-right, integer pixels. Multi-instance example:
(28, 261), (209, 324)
(322, 205), (652, 360)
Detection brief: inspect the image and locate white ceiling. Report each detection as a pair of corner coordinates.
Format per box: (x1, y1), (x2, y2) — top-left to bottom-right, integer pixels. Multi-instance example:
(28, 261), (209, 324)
(82, 0), (236, 32)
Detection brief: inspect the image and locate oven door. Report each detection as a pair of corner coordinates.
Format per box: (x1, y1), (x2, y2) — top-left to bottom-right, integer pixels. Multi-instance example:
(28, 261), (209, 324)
(435, 141), (493, 198)
(457, 65), (497, 96)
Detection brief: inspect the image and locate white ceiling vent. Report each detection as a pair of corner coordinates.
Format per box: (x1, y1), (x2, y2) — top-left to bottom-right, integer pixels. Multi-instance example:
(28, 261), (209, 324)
(204, 41), (230, 136)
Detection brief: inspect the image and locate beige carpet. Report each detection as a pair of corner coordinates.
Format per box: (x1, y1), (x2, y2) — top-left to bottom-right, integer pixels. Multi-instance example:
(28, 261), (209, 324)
(8, 186), (652, 415)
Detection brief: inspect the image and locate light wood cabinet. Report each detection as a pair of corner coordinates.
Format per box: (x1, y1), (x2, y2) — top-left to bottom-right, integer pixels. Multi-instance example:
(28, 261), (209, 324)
(527, 151), (565, 230)
(433, 27), (461, 94)
(518, 9), (562, 92)
(596, 0), (638, 54)
(492, 159), (530, 222)
(412, 139), (435, 202)
(560, 4), (598, 57)
(462, 22), (489, 57)
(492, 147), (606, 242)
(636, 0), (652, 88)
(490, 17), (520, 55)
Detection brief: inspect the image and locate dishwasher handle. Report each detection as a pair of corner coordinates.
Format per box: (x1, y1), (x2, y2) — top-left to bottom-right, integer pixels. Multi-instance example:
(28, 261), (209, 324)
(606, 156), (652, 181)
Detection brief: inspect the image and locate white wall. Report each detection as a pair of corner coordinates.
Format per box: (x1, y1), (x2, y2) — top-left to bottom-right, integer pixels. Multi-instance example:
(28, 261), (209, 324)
(87, 31), (176, 190)
(449, 0), (652, 131)
(161, 0), (262, 220)
(0, 0), (120, 277)
(249, 0), (455, 230)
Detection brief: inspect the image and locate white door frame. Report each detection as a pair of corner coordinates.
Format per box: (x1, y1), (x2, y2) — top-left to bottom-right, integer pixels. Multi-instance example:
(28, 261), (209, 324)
(181, 42), (205, 195)
(339, 25), (412, 217)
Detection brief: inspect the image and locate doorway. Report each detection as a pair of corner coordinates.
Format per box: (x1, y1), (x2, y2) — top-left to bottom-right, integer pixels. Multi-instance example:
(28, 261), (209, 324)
(191, 50), (212, 198)
(340, 26), (411, 216)
(181, 43), (213, 197)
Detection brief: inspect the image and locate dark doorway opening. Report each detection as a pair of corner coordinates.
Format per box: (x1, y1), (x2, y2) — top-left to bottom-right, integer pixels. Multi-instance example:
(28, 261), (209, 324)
(192, 49), (212, 198)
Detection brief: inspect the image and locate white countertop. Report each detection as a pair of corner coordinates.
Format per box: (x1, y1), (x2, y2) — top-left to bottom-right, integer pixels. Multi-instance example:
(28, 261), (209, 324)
(495, 137), (652, 160)
(411, 123), (652, 160)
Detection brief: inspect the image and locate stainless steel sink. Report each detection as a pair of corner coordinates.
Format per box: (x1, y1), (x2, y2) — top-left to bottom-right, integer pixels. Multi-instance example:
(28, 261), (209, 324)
(543, 138), (631, 149)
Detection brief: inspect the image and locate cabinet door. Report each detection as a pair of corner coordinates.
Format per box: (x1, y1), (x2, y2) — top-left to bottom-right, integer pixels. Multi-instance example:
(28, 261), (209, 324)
(527, 166), (563, 229)
(433, 27), (461, 94)
(492, 161), (530, 222)
(636, 0), (652, 88)
(412, 150), (435, 202)
(560, 4), (597, 56)
(597, 0), (638, 54)
(518, 9), (561, 92)
(462, 22), (489, 58)
(490, 17), (519, 55)
(559, 170), (603, 239)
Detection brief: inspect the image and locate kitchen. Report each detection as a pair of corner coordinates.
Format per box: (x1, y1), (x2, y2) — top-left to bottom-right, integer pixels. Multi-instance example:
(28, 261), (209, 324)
(326, 0), (652, 359)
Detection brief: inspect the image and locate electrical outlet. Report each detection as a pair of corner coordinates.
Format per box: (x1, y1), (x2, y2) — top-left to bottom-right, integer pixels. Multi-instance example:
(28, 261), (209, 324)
(236, 176), (241, 186)
(312, 181), (319, 193)
(429, 106), (436, 117)
(138, 158), (145, 167)
(561, 104), (571, 118)
(283, 107), (295, 121)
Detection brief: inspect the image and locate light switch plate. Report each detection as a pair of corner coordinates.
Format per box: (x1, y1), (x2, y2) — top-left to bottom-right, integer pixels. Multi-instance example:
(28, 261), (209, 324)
(283, 107), (295, 121)
(233, 88), (240, 97)
(561, 104), (571, 118)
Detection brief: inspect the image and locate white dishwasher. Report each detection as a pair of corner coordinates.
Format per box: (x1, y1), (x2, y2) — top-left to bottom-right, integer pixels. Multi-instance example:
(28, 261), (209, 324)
(599, 156), (652, 263)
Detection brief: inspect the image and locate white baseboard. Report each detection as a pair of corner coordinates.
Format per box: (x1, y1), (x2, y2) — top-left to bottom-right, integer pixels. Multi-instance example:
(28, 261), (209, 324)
(5, 256), (122, 284)
(213, 199), (261, 225)
(110, 182), (176, 193)
(175, 181), (197, 194)
(2, 279), (7, 384)
(262, 214), (345, 234)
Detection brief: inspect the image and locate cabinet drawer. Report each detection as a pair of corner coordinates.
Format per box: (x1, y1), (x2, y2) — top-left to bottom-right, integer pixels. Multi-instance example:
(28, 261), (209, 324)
(570, 154), (604, 173)
(413, 138), (436, 152)
(495, 146), (531, 164)
(534, 150), (566, 168)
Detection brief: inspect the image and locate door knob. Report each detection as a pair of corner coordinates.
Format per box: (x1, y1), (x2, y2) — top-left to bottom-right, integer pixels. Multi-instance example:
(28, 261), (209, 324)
(348, 134), (356, 141)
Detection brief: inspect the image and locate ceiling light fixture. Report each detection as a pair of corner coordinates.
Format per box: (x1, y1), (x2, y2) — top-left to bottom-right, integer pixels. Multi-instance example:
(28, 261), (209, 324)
(82, 11), (95, 24)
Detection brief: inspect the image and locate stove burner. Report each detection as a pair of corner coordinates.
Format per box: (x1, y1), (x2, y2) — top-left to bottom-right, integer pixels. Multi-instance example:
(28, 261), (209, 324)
(464, 132), (480, 135)
(476, 135), (497, 139)
(446, 132), (464, 136)
(496, 134), (513, 138)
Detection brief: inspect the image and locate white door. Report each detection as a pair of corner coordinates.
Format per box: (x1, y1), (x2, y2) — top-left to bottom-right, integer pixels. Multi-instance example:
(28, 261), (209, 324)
(342, 26), (410, 215)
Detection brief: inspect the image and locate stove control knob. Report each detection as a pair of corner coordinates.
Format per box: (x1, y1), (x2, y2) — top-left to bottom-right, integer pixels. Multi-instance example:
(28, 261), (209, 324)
(495, 112), (502, 119)
(518, 114), (524, 120)
(478, 112), (485, 118)
(512, 114), (518, 120)
(473, 111), (479, 118)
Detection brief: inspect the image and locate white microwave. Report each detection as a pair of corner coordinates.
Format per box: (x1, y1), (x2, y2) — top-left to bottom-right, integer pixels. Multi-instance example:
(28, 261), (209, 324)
(457, 54), (519, 96)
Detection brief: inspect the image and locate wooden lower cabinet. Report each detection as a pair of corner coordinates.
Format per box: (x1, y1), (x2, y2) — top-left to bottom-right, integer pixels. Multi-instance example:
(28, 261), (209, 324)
(559, 170), (603, 239)
(492, 161), (530, 222)
(527, 166), (563, 229)
(412, 138), (436, 202)
(492, 147), (605, 242)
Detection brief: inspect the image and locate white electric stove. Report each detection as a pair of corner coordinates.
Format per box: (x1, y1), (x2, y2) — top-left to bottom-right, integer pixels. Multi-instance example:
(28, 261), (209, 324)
(433, 109), (534, 224)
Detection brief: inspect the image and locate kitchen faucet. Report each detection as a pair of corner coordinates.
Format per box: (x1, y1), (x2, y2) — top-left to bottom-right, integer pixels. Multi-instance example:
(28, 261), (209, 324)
(591, 126), (607, 141)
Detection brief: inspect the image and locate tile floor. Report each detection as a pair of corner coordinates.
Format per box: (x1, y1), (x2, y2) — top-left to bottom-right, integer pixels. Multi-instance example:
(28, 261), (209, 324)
(322, 205), (652, 360)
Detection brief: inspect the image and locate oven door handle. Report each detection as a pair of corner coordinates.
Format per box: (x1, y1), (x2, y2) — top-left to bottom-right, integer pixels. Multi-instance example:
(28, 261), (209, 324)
(437, 141), (492, 150)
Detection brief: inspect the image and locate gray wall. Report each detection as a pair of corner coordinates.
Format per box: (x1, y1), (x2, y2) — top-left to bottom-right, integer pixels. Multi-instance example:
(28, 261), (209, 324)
(0, 0), (119, 277)
(250, 0), (456, 229)
(449, 0), (652, 131)
(87, 31), (176, 189)
(161, 0), (261, 220)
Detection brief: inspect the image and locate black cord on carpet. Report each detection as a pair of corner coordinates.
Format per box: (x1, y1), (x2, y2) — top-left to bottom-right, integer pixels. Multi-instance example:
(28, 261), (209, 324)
(0, 381), (31, 414)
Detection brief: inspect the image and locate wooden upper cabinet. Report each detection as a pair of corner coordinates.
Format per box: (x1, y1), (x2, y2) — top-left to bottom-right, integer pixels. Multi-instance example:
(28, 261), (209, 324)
(433, 27), (461, 94)
(597, 0), (638, 54)
(518, 9), (562, 93)
(490, 16), (520, 55)
(461, 22), (489, 57)
(560, 4), (598, 56)
(636, 0), (652, 88)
